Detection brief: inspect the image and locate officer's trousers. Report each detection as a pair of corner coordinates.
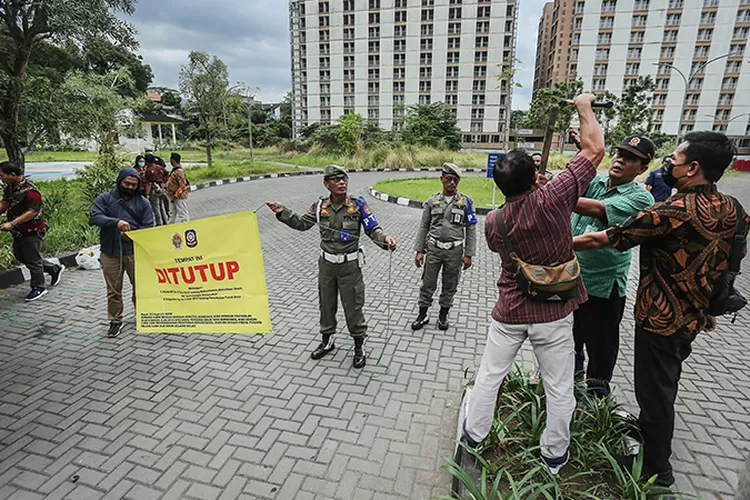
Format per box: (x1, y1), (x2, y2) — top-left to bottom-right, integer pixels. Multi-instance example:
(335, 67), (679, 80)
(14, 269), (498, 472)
(318, 257), (367, 339)
(418, 243), (463, 309)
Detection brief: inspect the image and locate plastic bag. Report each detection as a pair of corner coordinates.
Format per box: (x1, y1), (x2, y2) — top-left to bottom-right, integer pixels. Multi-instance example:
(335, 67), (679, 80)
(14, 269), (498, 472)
(75, 245), (101, 270)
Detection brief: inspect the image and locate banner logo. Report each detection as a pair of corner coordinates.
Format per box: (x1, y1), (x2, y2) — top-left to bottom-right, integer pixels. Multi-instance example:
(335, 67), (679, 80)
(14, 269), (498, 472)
(172, 233), (182, 250)
(185, 229), (198, 248)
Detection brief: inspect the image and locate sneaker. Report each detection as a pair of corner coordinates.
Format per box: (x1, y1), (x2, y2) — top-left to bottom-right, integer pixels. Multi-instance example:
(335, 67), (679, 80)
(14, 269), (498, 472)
(50, 265), (65, 287)
(542, 449), (570, 475)
(461, 420), (481, 449)
(107, 322), (122, 338)
(24, 287), (48, 302)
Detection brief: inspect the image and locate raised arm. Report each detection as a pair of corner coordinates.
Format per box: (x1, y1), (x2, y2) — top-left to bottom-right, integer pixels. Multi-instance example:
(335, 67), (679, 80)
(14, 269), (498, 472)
(575, 94), (605, 167)
(267, 201), (317, 231)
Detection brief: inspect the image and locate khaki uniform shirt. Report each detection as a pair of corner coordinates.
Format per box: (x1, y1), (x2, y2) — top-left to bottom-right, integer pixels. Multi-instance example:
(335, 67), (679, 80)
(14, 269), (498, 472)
(277, 195), (387, 254)
(414, 192), (478, 257)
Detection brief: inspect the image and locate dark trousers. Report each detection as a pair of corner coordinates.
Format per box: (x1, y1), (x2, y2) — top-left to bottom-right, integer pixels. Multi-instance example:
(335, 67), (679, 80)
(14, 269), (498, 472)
(318, 258), (367, 339)
(12, 232), (58, 289)
(573, 285), (626, 395)
(635, 325), (693, 478)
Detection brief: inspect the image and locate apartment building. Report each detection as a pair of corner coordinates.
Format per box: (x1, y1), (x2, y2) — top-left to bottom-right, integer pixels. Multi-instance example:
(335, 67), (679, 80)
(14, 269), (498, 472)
(289, 0), (519, 148)
(534, 0), (750, 154)
(533, 0), (576, 91)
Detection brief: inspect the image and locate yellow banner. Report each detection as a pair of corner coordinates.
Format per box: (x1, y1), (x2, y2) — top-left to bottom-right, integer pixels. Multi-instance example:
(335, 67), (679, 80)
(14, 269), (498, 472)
(128, 211), (272, 334)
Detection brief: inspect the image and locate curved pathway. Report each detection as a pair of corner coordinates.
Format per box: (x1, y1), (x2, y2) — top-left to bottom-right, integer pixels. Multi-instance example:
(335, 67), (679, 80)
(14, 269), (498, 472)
(0, 170), (748, 499)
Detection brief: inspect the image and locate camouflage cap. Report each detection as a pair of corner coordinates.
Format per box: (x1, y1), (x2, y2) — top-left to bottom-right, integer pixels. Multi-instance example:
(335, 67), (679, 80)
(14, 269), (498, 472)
(441, 162), (461, 178)
(324, 164), (348, 179)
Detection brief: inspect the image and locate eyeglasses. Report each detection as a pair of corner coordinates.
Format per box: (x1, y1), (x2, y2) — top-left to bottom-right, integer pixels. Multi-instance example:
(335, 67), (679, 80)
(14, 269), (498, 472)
(326, 175), (348, 183)
(442, 175), (459, 184)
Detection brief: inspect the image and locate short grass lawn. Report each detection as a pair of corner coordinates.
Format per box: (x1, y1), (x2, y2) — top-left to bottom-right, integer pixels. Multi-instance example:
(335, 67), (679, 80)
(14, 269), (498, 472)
(373, 177), (505, 208)
(184, 160), (302, 184)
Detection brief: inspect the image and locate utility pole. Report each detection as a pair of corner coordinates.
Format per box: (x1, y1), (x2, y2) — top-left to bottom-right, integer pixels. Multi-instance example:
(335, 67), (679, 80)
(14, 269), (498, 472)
(247, 97), (255, 164)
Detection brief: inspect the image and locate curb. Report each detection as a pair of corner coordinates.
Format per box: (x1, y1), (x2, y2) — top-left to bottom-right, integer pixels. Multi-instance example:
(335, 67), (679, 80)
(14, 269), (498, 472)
(188, 166), (488, 193)
(368, 187), (495, 216)
(0, 255), (67, 290)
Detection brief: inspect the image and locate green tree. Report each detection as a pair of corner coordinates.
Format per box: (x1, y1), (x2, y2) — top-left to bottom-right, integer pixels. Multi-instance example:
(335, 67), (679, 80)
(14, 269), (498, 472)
(82, 36), (153, 95)
(58, 68), (144, 160)
(609, 76), (657, 148)
(403, 102), (462, 150)
(337, 113), (365, 155)
(179, 51), (230, 167)
(521, 79), (585, 136)
(0, 0), (137, 170)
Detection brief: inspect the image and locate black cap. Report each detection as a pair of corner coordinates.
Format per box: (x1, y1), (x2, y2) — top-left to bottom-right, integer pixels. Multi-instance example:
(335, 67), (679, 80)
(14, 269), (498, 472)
(616, 135), (655, 161)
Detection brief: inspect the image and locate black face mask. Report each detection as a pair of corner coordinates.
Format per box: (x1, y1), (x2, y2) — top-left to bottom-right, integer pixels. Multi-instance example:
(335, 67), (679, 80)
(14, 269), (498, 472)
(662, 160), (687, 189)
(120, 187), (137, 197)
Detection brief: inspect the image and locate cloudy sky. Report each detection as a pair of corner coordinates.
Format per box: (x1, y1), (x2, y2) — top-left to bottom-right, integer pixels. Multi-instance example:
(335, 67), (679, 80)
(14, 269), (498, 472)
(130, 0), (546, 109)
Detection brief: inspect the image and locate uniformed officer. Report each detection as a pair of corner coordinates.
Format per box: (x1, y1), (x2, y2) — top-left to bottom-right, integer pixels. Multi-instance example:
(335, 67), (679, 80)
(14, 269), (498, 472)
(267, 165), (397, 369)
(412, 162), (477, 331)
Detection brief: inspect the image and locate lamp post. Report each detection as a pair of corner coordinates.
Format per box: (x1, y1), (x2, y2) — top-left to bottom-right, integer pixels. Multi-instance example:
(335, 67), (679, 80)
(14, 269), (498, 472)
(706, 112), (750, 127)
(654, 53), (730, 147)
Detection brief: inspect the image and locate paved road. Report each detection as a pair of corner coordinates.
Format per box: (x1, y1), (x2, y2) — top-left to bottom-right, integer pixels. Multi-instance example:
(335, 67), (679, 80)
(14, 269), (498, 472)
(0, 170), (748, 499)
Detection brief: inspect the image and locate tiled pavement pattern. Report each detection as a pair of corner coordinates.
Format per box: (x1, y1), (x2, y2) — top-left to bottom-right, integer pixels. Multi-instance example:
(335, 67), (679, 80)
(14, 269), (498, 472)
(0, 170), (748, 500)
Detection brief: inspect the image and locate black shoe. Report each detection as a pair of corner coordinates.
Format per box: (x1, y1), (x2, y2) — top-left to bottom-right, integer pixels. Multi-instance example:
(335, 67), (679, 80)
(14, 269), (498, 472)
(49, 265), (65, 287)
(615, 454), (674, 487)
(107, 322), (122, 338)
(24, 287), (48, 302)
(311, 335), (335, 360)
(411, 306), (430, 330)
(353, 342), (366, 369)
(438, 307), (450, 330)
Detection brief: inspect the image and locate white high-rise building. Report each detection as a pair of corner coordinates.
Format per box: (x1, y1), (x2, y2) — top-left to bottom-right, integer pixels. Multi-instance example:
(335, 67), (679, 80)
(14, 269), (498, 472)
(289, 0), (519, 148)
(569, 0), (750, 152)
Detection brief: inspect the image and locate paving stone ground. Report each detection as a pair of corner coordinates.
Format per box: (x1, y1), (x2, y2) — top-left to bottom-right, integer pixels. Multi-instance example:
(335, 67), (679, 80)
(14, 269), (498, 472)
(0, 170), (749, 500)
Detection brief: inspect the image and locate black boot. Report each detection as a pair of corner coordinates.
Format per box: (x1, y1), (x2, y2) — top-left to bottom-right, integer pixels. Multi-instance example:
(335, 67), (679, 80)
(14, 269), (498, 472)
(311, 334), (335, 360)
(353, 338), (366, 369)
(438, 307), (450, 330)
(411, 306), (430, 331)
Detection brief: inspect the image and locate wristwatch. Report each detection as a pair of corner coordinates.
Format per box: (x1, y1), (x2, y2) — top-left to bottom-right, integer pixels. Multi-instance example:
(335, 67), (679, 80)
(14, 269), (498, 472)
(10, 220), (17, 228)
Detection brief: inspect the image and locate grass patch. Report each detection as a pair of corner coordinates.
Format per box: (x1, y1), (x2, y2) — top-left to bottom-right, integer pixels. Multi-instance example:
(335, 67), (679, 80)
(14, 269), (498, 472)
(443, 368), (691, 499)
(373, 177), (505, 208)
(185, 160), (301, 184)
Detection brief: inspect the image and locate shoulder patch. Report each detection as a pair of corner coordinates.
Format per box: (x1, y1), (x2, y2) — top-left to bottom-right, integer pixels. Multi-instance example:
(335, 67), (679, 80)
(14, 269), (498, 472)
(358, 196), (379, 231)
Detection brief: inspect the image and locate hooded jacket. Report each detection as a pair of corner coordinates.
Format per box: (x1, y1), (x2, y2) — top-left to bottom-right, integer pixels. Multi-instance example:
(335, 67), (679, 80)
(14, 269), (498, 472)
(91, 168), (155, 257)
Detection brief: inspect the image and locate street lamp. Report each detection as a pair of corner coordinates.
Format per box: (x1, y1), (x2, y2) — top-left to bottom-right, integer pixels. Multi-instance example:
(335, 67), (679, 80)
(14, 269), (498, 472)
(706, 112), (750, 127)
(654, 53), (730, 147)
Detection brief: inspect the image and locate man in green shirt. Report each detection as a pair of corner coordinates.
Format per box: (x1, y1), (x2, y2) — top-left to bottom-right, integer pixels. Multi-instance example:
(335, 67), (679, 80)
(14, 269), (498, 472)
(571, 134), (655, 396)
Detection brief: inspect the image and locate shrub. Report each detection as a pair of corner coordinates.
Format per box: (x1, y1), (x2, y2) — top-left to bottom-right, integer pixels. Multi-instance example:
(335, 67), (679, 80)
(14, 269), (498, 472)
(78, 152), (131, 205)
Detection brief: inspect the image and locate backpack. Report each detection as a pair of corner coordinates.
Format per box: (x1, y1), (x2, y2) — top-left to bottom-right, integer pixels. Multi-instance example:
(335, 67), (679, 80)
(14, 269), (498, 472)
(708, 196), (748, 320)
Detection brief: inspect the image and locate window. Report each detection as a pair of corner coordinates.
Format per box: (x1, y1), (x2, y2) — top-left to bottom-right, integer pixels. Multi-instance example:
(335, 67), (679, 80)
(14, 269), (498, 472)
(473, 80), (486, 91)
(660, 46), (675, 58)
(722, 77), (738, 90)
(447, 52), (460, 64)
(393, 95), (405, 105)
(393, 81), (405, 92)
(476, 21), (490, 34)
(448, 37), (460, 49)
(726, 60), (742, 72)
(368, 55), (379, 66)
(668, 0), (683, 7)
(473, 66), (487, 78)
(368, 94), (379, 106)
(394, 25), (406, 37)
(446, 67), (459, 78)
(733, 27), (750, 40)
(368, 109), (379, 120)
(718, 93), (734, 106)
(394, 39), (406, 51)
(631, 31), (645, 43)
(662, 30), (677, 42)
(343, 28), (354, 40)
(703, 0), (718, 5)
(655, 110), (664, 121)
(595, 48), (610, 60)
(369, 0), (380, 8)
(319, 16), (330, 27)
(475, 52), (488, 63)
(729, 44), (745, 57)
(421, 8), (434, 21)
(592, 78), (606, 90)
(419, 81), (431, 93)
(321, 110), (331, 122)
(369, 12), (380, 23)
(320, 83), (330, 94)
(394, 53), (406, 65)
(666, 13), (681, 25)
(449, 7), (462, 19)
(697, 28), (713, 41)
(700, 12), (716, 24)
(320, 96), (330, 107)
(472, 94), (486, 105)
(655, 94), (667, 105)
(446, 95), (458, 106)
(446, 80), (458, 92)
(471, 109), (485, 120)
(344, 96), (354, 106)
(599, 17), (614, 29)
(394, 67), (405, 79)
(477, 6), (490, 18)
(656, 78), (670, 90)
(601, 0), (617, 12)
(343, 14), (354, 25)
(319, 70), (330, 81)
(369, 41), (380, 53)
(395, 11), (407, 22)
(343, 55), (354, 67)
(633, 0), (649, 9)
(594, 63), (608, 76)
(470, 122), (483, 132)
(420, 53), (432, 65)
(319, 57), (330, 68)
(625, 63), (640, 75)
(420, 67), (432, 78)
(421, 24), (434, 36)
(421, 38), (433, 50)
(448, 22), (461, 34)
(344, 82), (354, 93)
(319, 30), (329, 42)
(689, 77), (703, 90)
(632, 15), (647, 27)
(738, 9), (750, 22)
(369, 27), (380, 39)
(598, 32), (612, 44)
(343, 0), (355, 10)
(395, 0), (407, 6)
(627, 48), (642, 59)
(319, 43), (330, 55)
(368, 68), (380, 80)
(419, 95), (431, 105)
(344, 69), (355, 80)
(694, 46), (709, 58)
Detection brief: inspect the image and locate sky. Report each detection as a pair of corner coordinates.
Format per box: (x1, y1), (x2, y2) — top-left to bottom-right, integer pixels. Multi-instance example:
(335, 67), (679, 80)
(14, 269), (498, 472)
(131, 0), (547, 109)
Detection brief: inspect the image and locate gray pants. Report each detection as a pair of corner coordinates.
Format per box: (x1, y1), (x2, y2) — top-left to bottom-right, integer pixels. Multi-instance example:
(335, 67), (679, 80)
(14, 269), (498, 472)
(150, 191), (169, 226)
(12, 232), (58, 289)
(419, 243), (463, 309)
(319, 258), (367, 339)
(170, 198), (190, 224)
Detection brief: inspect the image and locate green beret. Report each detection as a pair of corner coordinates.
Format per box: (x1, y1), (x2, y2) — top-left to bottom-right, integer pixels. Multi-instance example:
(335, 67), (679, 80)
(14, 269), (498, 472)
(441, 162), (461, 178)
(324, 164), (348, 179)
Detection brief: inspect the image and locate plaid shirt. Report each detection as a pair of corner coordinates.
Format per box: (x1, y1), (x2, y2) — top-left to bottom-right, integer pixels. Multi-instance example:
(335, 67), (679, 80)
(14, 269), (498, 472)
(486, 154), (597, 324)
